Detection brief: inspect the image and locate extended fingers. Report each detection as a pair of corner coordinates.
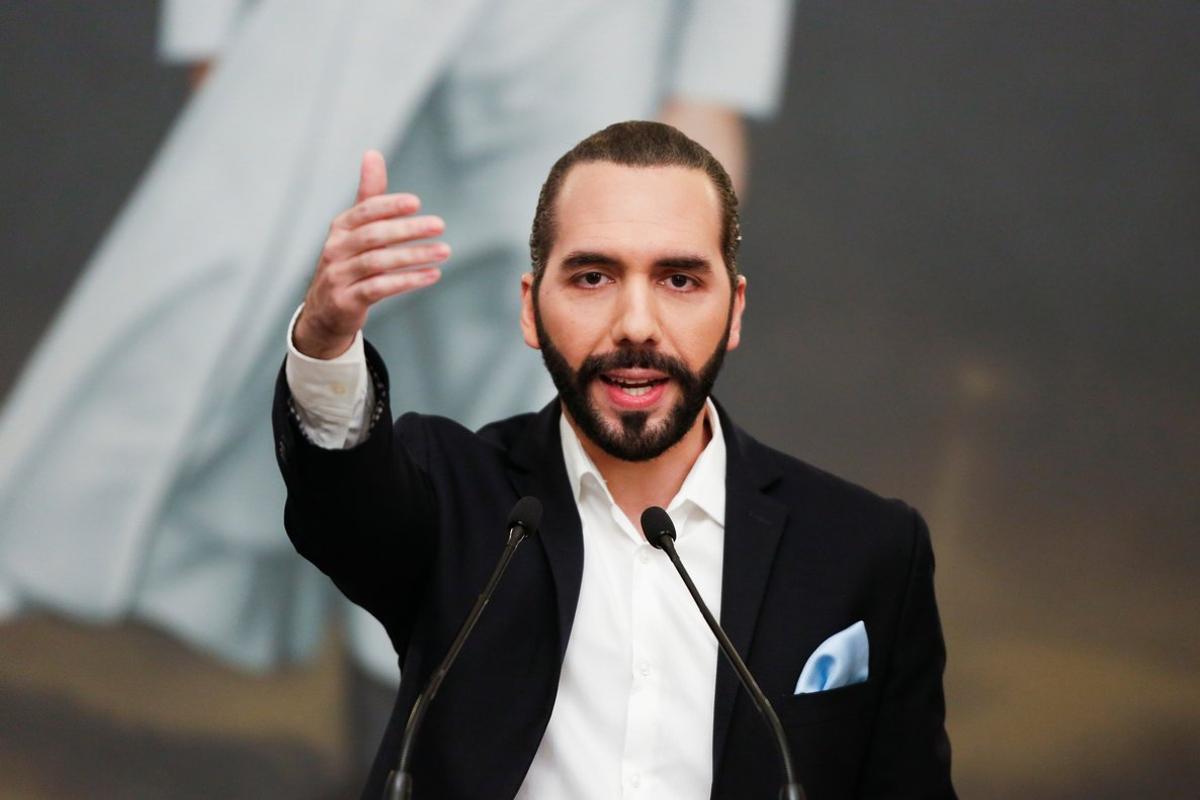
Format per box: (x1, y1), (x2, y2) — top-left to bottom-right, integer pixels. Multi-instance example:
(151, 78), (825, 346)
(298, 157), (444, 349)
(334, 215), (445, 258)
(341, 241), (451, 280)
(351, 267), (442, 305)
(332, 192), (422, 231)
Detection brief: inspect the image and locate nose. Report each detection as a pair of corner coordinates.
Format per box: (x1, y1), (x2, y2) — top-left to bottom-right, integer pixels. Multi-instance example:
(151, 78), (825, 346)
(611, 280), (662, 347)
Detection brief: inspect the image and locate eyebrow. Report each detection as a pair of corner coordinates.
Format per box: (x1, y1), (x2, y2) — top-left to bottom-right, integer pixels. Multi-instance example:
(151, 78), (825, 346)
(561, 251), (619, 269)
(560, 250), (713, 272)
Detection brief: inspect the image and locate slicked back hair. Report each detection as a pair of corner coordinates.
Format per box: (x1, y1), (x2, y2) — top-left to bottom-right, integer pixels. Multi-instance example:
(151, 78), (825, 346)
(528, 120), (740, 292)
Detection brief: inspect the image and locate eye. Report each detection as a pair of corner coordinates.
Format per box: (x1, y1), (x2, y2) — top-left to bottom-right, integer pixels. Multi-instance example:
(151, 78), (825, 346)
(664, 273), (698, 290)
(575, 271), (609, 288)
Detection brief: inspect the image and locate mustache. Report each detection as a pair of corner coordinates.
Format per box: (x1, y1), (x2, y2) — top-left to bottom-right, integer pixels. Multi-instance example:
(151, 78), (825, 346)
(575, 346), (697, 387)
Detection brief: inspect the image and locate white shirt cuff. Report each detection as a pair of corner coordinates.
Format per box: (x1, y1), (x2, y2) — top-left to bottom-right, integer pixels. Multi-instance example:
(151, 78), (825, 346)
(284, 304), (373, 449)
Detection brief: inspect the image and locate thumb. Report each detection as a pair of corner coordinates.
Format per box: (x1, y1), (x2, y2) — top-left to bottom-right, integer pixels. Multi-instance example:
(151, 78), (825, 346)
(356, 149), (388, 202)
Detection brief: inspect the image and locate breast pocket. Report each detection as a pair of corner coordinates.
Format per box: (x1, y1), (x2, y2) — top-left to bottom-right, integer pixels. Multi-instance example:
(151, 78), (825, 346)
(774, 680), (876, 798)
(777, 679), (875, 727)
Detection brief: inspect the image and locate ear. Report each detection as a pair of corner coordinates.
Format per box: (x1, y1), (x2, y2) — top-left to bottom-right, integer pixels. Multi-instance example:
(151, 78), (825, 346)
(520, 272), (541, 349)
(725, 274), (747, 351)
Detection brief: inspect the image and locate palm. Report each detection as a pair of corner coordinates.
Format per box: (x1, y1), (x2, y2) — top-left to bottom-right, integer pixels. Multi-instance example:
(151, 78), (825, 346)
(293, 151), (449, 359)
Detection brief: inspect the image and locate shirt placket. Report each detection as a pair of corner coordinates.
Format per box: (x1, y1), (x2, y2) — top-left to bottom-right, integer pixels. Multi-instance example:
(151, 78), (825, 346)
(616, 504), (663, 797)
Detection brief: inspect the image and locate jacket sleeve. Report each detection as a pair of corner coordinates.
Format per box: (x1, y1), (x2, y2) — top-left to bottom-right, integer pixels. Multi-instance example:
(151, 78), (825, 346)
(857, 510), (956, 798)
(272, 339), (438, 658)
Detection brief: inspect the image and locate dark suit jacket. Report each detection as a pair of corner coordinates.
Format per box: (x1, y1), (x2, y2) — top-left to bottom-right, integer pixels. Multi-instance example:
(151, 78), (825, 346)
(273, 344), (954, 799)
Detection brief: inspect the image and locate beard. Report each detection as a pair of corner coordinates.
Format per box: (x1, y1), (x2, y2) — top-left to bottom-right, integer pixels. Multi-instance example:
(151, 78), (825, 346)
(535, 306), (730, 462)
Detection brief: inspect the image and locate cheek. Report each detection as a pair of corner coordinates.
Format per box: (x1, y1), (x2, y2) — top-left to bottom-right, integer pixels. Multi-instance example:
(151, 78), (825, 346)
(539, 296), (608, 358)
(667, 313), (730, 364)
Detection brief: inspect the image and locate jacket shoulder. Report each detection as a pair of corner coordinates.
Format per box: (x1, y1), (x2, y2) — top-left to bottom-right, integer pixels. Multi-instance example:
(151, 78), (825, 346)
(476, 410), (542, 449)
(733, 424), (926, 555)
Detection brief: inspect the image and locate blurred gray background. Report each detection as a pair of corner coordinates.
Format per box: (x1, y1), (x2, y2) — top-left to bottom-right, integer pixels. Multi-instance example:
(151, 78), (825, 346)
(2, 2), (1197, 798)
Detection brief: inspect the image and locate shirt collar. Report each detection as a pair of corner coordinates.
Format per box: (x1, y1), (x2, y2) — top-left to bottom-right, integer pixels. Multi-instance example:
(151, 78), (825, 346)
(558, 398), (727, 528)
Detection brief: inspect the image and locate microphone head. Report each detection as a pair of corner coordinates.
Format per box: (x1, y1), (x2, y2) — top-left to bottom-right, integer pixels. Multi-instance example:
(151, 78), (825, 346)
(640, 506), (676, 549)
(507, 496), (543, 537)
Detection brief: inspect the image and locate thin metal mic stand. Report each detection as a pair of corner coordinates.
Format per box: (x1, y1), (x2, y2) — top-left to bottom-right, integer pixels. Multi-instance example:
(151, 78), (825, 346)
(641, 505), (805, 800)
(384, 496), (542, 800)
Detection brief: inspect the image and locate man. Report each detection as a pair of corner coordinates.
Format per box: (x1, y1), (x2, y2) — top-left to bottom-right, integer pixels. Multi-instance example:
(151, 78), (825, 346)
(275, 122), (955, 799)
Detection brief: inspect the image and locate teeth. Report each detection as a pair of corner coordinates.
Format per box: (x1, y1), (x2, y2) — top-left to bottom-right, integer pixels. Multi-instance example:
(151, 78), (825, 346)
(622, 385), (651, 397)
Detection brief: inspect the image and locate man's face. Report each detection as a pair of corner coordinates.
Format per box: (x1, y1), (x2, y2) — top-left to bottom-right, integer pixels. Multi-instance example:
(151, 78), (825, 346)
(521, 162), (746, 461)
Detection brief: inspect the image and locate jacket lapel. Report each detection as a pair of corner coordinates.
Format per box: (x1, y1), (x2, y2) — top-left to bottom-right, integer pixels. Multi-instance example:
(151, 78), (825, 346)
(506, 401), (585, 664)
(710, 401), (789, 774)
(502, 398), (787, 774)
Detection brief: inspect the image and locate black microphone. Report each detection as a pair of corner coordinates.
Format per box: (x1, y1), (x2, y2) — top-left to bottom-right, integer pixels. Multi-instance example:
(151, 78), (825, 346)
(640, 506), (805, 800)
(385, 496), (543, 800)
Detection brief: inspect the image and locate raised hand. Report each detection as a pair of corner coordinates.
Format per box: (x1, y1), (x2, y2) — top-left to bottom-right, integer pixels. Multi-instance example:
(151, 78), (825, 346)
(293, 150), (449, 359)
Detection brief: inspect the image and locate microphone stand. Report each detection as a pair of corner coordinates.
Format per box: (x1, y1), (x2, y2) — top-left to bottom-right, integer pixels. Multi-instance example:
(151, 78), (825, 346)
(384, 497), (542, 800)
(642, 507), (805, 800)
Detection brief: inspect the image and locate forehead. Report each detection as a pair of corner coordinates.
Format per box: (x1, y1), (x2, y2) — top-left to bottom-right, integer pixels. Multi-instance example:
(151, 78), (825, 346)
(549, 162), (723, 261)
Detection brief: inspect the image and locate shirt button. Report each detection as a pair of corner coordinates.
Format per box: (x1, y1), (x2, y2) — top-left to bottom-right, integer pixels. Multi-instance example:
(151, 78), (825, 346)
(638, 550), (650, 565)
(330, 382), (348, 395)
(630, 774), (641, 788)
(639, 662), (651, 676)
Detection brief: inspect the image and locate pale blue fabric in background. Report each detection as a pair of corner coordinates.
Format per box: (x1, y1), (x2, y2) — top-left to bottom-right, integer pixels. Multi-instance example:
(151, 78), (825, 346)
(0, 0), (793, 686)
(795, 620), (870, 694)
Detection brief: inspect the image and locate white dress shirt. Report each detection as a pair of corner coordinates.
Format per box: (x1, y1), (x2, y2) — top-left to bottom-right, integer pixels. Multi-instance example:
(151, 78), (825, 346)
(285, 306), (375, 449)
(286, 309), (727, 798)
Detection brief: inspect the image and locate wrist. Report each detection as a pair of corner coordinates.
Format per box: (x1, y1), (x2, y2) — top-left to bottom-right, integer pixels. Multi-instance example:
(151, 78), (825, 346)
(293, 310), (357, 360)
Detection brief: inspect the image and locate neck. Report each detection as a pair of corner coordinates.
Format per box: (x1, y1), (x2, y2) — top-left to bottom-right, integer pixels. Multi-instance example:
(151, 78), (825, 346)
(566, 403), (713, 529)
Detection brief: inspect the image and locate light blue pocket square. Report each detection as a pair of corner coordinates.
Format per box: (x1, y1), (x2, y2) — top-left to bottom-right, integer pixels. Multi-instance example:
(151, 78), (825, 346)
(794, 620), (869, 694)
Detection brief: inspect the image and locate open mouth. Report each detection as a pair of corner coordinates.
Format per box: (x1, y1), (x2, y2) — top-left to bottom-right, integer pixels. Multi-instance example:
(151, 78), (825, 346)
(600, 374), (668, 396)
(598, 372), (671, 408)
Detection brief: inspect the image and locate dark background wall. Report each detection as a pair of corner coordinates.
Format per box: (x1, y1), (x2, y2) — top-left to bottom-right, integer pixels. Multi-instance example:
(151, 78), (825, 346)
(725, 4), (1199, 797)
(2, 2), (1197, 797)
